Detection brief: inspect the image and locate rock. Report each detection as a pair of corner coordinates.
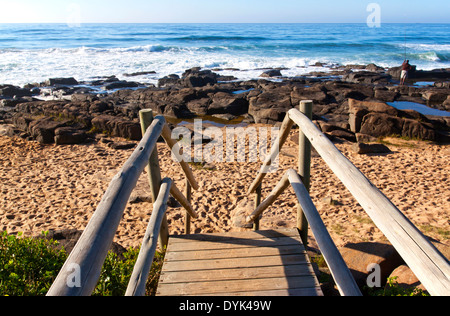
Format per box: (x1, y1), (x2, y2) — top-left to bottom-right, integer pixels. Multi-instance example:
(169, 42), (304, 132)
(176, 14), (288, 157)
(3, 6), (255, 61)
(108, 141), (136, 150)
(359, 113), (403, 137)
(182, 68), (218, 88)
(123, 71), (156, 77)
(387, 265), (426, 292)
(248, 90), (292, 124)
(102, 81), (140, 90)
(355, 133), (378, 143)
(0, 124), (15, 137)
(340, 242), (404, 289)
(343, 71), (391, 84)
(365, 63), (385, 72)
(158, 74), (181, 88)
(328, 129), (356, 142)
(260, 69), (282, 78)
(54, 127), (88, 145)
(421, 90), (449, 103)
(291, 85), (329, 105)
(208, 92), (249, 116)
(0, 85), (34, 98)
(374, 88), (399, 102)
(91, 115), (142, 140)
(349, 99), (436, 141)
(45, 77), (79, 86)
(231, 198), (254, 229)
(28, 117), (68, 144)
(352, 142), (391, 154)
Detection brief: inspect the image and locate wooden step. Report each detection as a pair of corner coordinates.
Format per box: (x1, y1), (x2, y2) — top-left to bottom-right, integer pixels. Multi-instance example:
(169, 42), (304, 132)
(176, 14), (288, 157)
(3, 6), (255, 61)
(156, 228), (323, 296)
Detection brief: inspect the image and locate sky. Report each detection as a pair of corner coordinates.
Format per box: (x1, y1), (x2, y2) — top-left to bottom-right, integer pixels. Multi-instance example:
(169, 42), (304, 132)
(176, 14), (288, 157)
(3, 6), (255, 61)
(0, 0), (449, 24)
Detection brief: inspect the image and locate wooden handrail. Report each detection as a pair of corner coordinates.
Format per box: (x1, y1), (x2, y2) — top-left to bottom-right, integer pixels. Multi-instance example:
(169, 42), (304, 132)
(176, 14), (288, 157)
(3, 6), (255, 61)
(247, 112), (294, 195)
(47, 115), (166, 296)
(126, 178), (173, 296)
(246, 104), (449, 295)
(247, 169), (362, 296)
(161, 123), (199, 191)
(288, 108), (450, 296)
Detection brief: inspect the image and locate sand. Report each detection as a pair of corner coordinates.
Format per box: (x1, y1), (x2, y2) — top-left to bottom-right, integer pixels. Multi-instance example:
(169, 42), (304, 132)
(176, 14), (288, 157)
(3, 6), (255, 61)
(0, 127), (448, 251)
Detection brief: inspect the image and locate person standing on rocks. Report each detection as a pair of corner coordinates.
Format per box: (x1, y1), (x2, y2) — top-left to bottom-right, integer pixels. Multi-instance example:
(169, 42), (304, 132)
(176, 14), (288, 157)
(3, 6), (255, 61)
(400, 59), (412, 85)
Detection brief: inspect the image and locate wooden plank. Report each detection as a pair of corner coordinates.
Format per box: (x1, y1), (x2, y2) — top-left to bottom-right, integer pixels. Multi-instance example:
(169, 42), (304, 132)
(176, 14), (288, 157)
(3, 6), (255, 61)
(157, 275), (320, 296)
(204, 287), (323, 297)
(159, 264), (315, 284)
(288, 109), (450, 296)
(168, 228), (301, 243)
(164, 244), (306, 261)
(161, 254), (309, 272)
(157, 229), (322, 297)
(166, 236), (305, 252)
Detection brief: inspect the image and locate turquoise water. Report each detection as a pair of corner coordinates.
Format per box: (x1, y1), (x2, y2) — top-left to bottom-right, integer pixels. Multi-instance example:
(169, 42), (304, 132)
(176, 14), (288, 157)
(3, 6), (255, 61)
(388, 101), (450, 117)
(0, 23), (449, 86)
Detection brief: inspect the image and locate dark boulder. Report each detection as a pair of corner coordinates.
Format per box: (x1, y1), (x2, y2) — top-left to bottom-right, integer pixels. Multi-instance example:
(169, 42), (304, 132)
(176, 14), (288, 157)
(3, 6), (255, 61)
(54, 127), (88, 145)
(45, 77), (79, 86)
(182, 68), (218, 88)
(0, 85), (34, 98)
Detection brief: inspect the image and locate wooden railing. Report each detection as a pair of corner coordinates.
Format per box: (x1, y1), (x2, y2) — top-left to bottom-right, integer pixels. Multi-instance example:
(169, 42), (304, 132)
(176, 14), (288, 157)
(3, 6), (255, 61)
(247, 101), (450, 296)
(247, 169), (362, 296)
(47, 100), (450, 296)
(47, 110), (198, 296)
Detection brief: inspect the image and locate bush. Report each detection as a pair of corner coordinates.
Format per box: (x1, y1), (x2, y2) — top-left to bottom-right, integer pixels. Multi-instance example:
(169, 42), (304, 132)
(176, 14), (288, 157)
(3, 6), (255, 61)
(0, 231), (67, 296)
(0, 232), (164, 296)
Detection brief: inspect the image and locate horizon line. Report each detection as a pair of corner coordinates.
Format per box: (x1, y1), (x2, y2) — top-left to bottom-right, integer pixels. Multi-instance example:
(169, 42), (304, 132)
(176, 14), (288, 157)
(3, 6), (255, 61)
(1, 22), (449, 25)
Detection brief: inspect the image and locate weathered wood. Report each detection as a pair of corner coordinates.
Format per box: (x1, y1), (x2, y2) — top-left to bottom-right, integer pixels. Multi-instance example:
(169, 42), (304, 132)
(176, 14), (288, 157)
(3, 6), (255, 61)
(47, 116), (166, 296)
(140, 110), (168, 249)
(160, 264), (313, 283)
(297, 100), (313, 245)
(158, 275), (320, 296)
(253, 184), (262, 231)
(185, 178), (192, 234)
(161, 123), (199, 191)
(166, 236), (304, 253)
(246, 172), (290, 225)
(125, 178), (173, 296)
(170, 181), (198, 219)
(157, 229), (323, 296)
(164, 244), (306, 262)
(288, 108), (450, 296)
(247, 113), (294, 194)
(287, 169), (361, 296)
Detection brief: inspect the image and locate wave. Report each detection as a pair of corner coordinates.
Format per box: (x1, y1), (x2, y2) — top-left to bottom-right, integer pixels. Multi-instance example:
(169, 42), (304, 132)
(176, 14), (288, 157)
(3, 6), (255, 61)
(165, 35), (269, 42)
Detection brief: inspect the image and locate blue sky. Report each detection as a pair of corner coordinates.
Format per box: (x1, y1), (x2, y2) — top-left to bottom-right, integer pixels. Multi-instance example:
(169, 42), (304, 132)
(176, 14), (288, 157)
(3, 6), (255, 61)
(0, 0), (449, 23)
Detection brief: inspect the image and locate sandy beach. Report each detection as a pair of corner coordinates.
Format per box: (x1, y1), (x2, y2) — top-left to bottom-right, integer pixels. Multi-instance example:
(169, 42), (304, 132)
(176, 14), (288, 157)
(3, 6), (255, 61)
(0, 126), (448, 251)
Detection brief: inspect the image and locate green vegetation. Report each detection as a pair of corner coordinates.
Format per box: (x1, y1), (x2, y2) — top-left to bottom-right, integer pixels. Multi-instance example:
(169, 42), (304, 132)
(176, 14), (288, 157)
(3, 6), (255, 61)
(367, 276), (429, 296)
(0, 231), (164, 296)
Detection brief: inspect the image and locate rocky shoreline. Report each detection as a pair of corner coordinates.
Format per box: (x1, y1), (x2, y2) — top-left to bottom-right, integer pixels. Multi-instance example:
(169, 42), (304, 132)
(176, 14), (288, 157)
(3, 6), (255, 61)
(1, 64), (449, 145)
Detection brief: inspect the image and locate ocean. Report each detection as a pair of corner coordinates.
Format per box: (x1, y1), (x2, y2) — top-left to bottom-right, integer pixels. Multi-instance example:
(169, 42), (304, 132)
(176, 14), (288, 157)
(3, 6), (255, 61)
(0, 23), (449, 87)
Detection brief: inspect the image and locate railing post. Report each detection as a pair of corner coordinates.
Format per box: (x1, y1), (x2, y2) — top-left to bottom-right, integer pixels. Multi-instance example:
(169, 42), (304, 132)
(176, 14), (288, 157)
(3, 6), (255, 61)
(140, 109), (169, 248)
(297, 100), (313, 245)
(253, 184), (262, 231)
(185, 178), (192, 234)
